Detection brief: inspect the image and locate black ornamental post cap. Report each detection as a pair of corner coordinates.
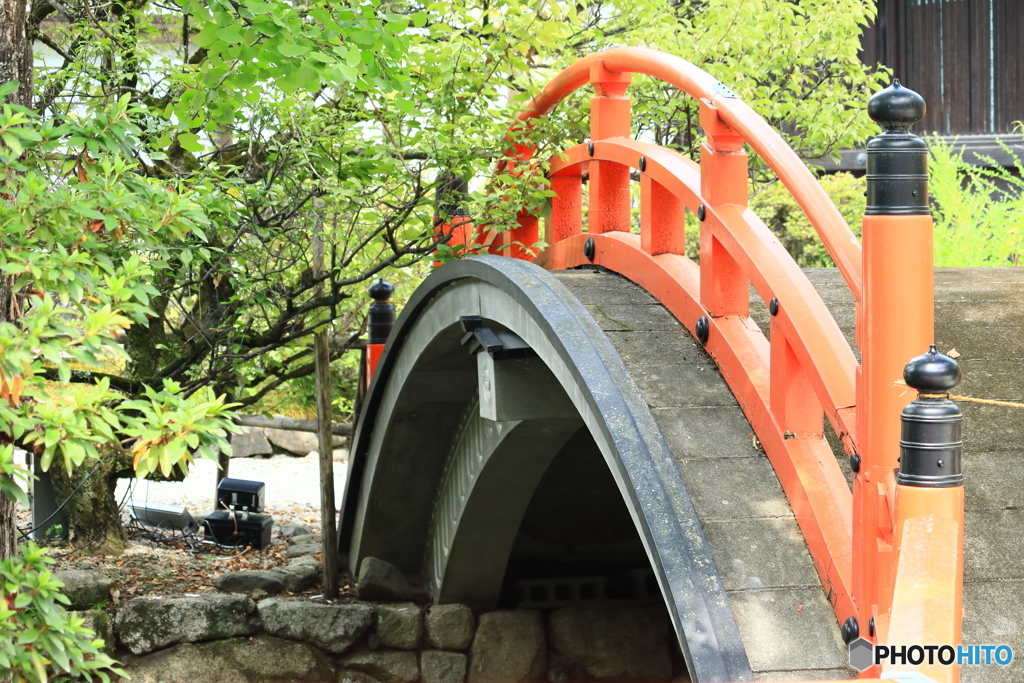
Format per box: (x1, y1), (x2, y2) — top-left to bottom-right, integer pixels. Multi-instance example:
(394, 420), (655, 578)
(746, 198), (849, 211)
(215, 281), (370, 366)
(904, 345), (961, 393)
(436, 171), (469, 217)
(865, 79), (930, 215)
(868, 79), (927, 131)
(368, 279), (394, 302)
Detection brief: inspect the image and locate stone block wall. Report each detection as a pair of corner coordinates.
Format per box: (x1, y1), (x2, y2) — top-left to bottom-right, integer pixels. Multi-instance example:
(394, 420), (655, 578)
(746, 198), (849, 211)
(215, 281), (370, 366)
(60, 559), (686, 683)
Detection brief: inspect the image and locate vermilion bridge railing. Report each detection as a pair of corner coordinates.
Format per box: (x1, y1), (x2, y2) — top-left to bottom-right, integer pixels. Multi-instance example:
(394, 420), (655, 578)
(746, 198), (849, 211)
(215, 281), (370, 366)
(445, 47), (961, 683)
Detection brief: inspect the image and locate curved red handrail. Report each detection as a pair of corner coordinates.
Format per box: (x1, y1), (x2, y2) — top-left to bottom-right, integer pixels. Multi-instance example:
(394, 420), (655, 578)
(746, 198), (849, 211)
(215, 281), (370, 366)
(508, 46), (863, 299)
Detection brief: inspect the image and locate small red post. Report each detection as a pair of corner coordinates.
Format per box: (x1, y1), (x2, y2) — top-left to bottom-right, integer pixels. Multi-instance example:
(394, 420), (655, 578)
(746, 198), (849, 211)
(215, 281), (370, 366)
(434, 172), (472, 264)
(698, 101), (749, 319)
(588, 61), (632, 235)
(366, 279), (395, 384)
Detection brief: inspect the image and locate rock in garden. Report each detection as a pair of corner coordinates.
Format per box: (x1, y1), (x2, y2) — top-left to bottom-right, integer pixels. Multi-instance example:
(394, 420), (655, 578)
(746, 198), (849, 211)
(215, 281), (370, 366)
(120, 635), (335, 683)
(421, 650), (468, 683)
(229, 426), (273, 458)
(337, 670), (384, 683)
(546, 652), (588, 683)
(214, 571), (284, 595)
(287, 532), (322, 546)
(280, 522), (312, 538)
(258, 598), (372, 654)
(266, 557), (322, 593)
(425, 603), (476, 650)
(286, 542), (322, 558)
(547, 604), (672, 682)
(72, 609), (114, 656)
(468, 610), (546, 683)
(374, 603), (423, 649)
(264, 426), (320, 455)
(115, 594), (259, 655)
(55, 570), (114, 610)
(341, 650), (419, 683)
(357, 556), (412, 601)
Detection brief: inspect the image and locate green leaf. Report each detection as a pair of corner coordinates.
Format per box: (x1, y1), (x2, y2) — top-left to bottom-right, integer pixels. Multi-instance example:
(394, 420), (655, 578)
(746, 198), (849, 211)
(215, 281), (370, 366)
(277, 42), (310, 57)
(215, 24), (246, 44)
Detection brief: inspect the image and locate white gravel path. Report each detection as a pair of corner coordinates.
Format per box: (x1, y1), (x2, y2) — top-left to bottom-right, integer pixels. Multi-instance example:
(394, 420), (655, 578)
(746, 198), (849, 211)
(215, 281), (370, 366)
(114, 453), (348, 516)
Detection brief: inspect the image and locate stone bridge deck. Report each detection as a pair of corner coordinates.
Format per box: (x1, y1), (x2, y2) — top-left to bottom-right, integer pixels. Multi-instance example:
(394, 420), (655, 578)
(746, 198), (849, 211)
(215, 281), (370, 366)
(555, 269), (851, 681)
(557, 266), (1024, 682)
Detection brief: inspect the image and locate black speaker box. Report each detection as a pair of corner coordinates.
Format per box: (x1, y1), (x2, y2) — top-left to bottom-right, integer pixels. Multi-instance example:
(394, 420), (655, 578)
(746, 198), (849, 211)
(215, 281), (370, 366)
(217, 477), (266, 512)
(203, 510), (273, 550)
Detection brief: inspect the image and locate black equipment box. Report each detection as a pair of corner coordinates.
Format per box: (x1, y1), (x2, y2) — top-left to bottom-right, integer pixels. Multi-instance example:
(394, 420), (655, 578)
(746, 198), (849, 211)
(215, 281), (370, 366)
(217, 477), (266, 512)
(203, 510), (273, 550)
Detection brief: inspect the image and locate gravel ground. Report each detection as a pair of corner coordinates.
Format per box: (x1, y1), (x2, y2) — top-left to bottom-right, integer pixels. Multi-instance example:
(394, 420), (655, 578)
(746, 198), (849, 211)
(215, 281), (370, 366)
(12, 450), (355, 599)
(14, 449), (349, 536)
(113, 452), (349, 517)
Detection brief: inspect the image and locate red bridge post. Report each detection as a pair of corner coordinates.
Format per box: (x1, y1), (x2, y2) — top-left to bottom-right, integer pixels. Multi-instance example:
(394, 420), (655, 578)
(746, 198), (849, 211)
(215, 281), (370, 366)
(588, 61), (632, 236)
(698, 101), (749, 319)
(366, 279), (395, 384)
(853, 80), (935, 653)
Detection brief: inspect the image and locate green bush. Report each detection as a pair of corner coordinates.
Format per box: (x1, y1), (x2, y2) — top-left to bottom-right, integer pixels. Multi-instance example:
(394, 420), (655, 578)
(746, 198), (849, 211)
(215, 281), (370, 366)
(750, 172), (865, 268)
(0, 544), (123, 681)
(929, 135), (1024, 267)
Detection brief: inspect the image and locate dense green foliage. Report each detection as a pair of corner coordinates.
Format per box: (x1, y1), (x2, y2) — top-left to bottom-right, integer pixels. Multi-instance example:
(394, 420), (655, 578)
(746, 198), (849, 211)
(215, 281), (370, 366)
(929, 136), (1024, 267)
(1, 544), (122, 681)
(750, 172), (866, 267)
(26, 0), (889, 409)
(0, 87), (236, 681)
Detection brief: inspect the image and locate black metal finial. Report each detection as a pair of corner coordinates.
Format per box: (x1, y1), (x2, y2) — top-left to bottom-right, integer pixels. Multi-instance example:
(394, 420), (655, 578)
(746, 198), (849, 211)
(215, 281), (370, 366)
(368, 279), (394, 302)
(903, 344), (961, 393)
(367, 279), (396, 345)
(868, 79), (927, 132)
(865, 80), (929, 216)
(898, 345), (963, 489)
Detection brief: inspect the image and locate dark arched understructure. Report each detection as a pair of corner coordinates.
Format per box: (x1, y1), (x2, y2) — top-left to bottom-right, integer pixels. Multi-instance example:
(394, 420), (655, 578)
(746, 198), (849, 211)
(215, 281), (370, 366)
(338, 256), (753, 682)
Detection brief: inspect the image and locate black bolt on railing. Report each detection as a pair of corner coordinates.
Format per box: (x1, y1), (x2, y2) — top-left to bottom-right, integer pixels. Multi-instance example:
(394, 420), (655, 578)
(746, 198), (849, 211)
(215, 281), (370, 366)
(865, 80), (930, 216)
(898, 345), (963, 488)
(367, 279), (396, 345)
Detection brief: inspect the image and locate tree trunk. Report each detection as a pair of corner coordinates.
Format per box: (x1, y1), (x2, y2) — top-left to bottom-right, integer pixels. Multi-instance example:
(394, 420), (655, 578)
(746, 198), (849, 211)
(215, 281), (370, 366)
(0, 0), (33, 562)
(49, 455), (127, 556)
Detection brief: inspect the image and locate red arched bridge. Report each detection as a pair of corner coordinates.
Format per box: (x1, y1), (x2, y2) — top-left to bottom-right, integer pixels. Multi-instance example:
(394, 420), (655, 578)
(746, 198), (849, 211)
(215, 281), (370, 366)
(338, 48), (1017, 683)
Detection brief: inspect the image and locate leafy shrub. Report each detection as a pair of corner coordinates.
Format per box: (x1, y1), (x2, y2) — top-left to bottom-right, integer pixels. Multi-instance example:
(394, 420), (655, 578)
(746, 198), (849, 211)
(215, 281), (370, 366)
(0, 544), (123, 681)
(750, 172), (865, 268)
(929, 135), (1024, 267)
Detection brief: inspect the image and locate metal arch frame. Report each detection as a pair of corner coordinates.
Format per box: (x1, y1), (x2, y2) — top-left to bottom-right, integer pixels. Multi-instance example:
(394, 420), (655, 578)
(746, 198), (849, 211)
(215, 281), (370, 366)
(339, 255), (754, 683)
(424, 397), (584, 609)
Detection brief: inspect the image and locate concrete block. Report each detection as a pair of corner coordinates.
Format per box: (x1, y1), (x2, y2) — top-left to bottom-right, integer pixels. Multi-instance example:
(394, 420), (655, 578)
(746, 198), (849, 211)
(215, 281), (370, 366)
(652, 406), (762, 459)
(727, 588), (847, 672)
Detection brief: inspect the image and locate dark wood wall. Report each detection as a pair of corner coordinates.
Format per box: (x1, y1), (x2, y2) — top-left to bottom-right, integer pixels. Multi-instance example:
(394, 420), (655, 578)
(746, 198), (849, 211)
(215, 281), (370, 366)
(861, 0), (1023, 135)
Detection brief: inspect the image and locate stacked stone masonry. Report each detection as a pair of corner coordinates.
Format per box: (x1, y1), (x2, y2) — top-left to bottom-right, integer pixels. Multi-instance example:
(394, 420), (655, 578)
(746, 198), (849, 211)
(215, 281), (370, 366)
(63, 558), (686, 683)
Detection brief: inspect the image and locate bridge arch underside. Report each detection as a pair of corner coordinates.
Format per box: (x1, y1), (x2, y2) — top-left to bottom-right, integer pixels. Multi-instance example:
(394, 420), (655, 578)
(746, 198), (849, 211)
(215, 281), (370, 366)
(340, 256), (753, 682)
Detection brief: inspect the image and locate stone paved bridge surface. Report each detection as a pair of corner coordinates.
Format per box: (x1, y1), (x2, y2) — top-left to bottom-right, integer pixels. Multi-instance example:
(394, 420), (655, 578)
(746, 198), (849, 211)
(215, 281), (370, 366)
(344, 260), (1024, 682)
(564, 265), (1024, 682)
